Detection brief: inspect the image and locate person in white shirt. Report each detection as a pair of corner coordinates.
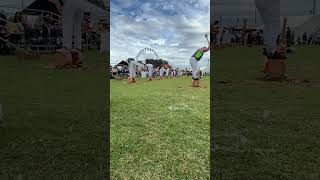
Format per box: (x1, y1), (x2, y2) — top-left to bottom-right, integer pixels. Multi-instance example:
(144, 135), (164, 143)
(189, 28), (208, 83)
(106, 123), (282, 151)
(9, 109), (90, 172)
(128, 59), (144, 83)
(254, 0), (286, 60)
(144, 63), (154, 80)
(100, 19), (109, 54)
(159, 66), (165, 80)
(171, 69), (175, 77)
(128, 58), (139, 80)
(190, 46), (210, 80)
(50, 0), (108, 66)
(49, 0), (87, 52)
(165, 67), (170, 78)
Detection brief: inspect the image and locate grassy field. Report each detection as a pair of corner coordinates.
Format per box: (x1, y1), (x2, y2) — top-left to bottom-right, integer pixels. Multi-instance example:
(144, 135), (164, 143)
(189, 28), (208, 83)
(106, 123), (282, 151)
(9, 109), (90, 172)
(3, 46), (318, 179)
(0, 51), (108, 178)
(110, 76), (210, 179)
(212, 47), (320, 179)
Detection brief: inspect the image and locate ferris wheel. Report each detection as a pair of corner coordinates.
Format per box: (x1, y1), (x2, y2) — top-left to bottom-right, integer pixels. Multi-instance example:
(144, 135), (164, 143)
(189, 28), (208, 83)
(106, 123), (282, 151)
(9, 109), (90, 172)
(135, 48), (159, 61)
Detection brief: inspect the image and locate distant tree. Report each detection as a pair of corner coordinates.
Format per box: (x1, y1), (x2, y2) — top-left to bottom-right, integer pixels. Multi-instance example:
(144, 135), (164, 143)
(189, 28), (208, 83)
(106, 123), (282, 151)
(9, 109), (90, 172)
(145, 59), (168, 68)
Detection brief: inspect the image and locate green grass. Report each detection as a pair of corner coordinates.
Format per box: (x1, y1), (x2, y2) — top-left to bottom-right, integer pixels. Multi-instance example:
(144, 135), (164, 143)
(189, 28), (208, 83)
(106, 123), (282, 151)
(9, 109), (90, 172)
(0, 51), (108, 178)
(212, 46), (320, 179)
(3, 46), (318, 179)
(111, 77), (210, 179)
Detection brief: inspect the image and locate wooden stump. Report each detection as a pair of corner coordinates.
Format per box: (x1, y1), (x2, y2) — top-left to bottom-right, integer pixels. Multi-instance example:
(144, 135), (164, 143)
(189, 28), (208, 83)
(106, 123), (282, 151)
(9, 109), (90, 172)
(71, 51), (83, 66)
(16, 51), (40, 60)
(54, 52), (73, 68)
(264, 59), (287, 78)
(192, 79), (200, 87)
(128, 77), (136, 84)
(25, 52), (40, 60)
(128, 77), (133, 84)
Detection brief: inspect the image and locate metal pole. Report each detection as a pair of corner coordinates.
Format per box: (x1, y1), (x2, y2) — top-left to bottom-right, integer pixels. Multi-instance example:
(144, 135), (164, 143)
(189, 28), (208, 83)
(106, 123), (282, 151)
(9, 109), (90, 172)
(254, 7), (257, 25)
(313, 0), (316, 16)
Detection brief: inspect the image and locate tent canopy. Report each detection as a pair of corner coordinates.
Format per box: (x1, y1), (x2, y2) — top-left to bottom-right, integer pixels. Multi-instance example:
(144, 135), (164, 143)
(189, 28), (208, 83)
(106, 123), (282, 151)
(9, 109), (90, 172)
(294, 15), (320, 36)
(116, 61), (129, 67)
(22, 0), (61, 16)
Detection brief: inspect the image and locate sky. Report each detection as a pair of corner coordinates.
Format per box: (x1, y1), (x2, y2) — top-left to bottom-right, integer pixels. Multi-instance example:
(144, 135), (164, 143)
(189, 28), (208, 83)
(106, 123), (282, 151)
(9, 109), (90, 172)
(1, 0), (319, 67)
(212, 0), (320, 26)
(110, 0), (210, 68)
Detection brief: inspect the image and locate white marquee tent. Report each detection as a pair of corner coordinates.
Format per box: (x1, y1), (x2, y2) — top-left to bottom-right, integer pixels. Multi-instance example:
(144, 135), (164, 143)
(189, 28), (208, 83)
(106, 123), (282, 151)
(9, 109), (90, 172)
(293, 15), (320, 36)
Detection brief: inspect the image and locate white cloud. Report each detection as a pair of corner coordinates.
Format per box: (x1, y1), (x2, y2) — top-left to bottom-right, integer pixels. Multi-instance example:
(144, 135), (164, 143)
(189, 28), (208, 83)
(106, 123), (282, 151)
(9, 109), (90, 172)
(110, 0), (210, 68)
(150, 39), (166, 46)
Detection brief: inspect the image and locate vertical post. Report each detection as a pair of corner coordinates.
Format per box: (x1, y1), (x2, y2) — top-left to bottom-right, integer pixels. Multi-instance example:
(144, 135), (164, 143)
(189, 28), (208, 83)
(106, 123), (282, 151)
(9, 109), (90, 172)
(313, 0), (316, 16)
(21, 0), (24, 10)
(236, 18), (239, 29)
(254, 7), (257, 25)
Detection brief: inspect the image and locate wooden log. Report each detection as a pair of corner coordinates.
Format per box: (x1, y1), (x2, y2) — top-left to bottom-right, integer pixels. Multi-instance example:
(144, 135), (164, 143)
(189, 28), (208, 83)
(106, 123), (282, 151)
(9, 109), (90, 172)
(54, 52), (73, 68)
(192, 79), (200, 87)
(264, 59), (287, 78)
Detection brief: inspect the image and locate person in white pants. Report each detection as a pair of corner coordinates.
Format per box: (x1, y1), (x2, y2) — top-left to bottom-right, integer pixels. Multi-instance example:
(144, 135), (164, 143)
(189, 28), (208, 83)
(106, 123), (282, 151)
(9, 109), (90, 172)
(49, 0), (88, 52)
(129, 59), (139, 78)
(51, 0), (108, 50)
(190, 45), (210, 80)
(171, 69), (175, 77)
(165, 67), (170, 77)
(63, 0), (87, 51)
(254, 0), (285, 59)
(159, 66), (164, 78)
(145, 63), (154, 78)
(100, 19), (109, 54)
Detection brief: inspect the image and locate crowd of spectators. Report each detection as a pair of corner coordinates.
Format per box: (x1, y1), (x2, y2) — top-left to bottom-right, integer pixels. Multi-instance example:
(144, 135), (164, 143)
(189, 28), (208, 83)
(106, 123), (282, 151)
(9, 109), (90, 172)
(110, 64), (208, 80)
(212, 20), (320, 47)
(0, 10), (102, 54)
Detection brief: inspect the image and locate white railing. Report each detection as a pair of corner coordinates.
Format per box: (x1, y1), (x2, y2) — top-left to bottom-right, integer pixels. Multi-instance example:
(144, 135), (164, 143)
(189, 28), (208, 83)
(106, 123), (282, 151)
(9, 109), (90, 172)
(1, 5), (106, 53)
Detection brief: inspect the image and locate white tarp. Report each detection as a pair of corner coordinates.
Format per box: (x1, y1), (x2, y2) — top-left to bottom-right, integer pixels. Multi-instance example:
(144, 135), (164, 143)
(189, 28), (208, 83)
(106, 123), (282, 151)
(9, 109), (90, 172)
(141, 72), (147, 79)
(199, 65), (210, 73)
(294, 15), (320, 36)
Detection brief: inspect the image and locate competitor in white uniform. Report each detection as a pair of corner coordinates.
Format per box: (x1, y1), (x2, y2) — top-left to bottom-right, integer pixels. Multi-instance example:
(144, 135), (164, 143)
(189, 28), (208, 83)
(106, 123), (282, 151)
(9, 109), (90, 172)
(50, 0), (108, 52)
(159, 66), (165, 79)
(190, 45), (210, 80)
(145, 63), (154, 80)
(171, 69), (175, 77)
(165, 67), (170, 78)
(49, 0), (87, 52)
(128, 59), (139, 79)
(63, 0), (86, 51)
(100, 19), (109, 54)
(254, 0), (285, 59)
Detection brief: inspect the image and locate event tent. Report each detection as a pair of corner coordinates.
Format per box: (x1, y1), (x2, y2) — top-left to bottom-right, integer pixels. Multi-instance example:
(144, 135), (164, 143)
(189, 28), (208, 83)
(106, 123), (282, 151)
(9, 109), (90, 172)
(115, 60), (129, 67)
(294, 15), (320, 36)
(22, 0), (60, 16)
